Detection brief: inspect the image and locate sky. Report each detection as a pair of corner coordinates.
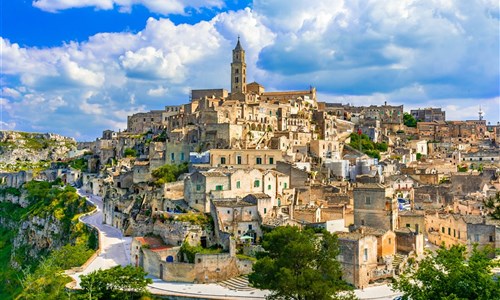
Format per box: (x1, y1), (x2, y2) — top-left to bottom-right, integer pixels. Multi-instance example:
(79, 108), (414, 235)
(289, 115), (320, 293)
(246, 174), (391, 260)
(1, 0), (499, 141)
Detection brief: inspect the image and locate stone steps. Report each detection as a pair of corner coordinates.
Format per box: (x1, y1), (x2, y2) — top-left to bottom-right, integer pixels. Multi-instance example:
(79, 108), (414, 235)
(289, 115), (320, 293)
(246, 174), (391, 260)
(392, 254), (405, 269)
(218, 275), (256, 291)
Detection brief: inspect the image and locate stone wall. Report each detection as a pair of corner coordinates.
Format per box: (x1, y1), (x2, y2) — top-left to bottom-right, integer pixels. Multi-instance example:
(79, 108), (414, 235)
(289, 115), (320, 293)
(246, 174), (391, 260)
(395, 229), (424, 255)
(0, 171), (32, 188)
(451, 173), (490, 196)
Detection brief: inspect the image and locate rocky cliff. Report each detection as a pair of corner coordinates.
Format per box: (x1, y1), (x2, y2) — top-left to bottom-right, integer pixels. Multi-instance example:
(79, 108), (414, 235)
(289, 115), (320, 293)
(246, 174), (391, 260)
(0, 180), (96, 297)
(0, 131), (76, 171)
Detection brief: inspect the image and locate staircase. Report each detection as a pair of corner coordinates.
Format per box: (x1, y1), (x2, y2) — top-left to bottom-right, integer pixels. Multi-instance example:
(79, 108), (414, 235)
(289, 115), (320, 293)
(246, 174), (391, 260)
(218, 275), (256, 291)
(392, 253), (405, 269)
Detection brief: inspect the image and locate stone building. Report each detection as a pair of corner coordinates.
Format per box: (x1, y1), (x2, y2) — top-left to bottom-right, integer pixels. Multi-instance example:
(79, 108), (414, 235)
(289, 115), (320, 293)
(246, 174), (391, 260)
(411, 107), (446, 122)
(131, 236), (248, 283)
(353, 183), (398, 231)
(207, 149), (283, 169)
(337, 232), (378, 288)
(425, 212), (499, 254)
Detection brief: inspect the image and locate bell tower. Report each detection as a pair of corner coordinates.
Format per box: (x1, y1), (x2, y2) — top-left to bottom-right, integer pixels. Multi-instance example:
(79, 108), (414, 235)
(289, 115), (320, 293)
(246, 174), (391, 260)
(231, 37), (246, 95)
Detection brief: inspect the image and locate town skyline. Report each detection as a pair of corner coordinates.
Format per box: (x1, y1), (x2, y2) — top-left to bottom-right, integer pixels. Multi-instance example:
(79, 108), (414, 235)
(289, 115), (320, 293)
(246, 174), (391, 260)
(1, 0), (499, 141)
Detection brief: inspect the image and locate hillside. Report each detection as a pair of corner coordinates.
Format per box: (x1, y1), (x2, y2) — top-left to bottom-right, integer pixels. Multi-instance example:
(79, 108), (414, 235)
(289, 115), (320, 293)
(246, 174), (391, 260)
(0, 131), (76, 172)
(0, 180), (97, 299)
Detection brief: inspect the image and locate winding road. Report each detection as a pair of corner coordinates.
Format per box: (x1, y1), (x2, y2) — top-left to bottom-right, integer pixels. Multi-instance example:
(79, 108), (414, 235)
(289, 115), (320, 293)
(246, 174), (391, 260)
(69, 190), (132, 287)
(71, 190), (400, 299)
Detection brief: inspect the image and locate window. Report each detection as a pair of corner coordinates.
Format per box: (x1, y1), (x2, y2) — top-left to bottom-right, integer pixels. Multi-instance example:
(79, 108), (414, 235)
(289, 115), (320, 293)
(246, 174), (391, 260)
(406, 224), (410, 228)
(441, 227), (445, 233)
(269, 157), (274, 164)
(237, 156), (242, 164)
(365, 196), (371, 204)
(268, 184), (272, 190)
(215, 185), (223, 191)
(454, 229), (456, 237)
(284, 182), (287, 189)
(236, 181), (241, 189)
(235, 68), (239, 74)
(220, 157), (226, 165)
(415, 224), (419, 234)
(227, 210), (230, 214)
(489, 236), (494, 242)
(448, 228), (451, 235)
(458, 231), (461, 239)
(196, 185), (201, 191)
(474, 234), (480, 242)
(180, 152), (185, 161)
(264, 208), (267, 214)
(256, 157), (262, 164)
(170, 153), (175, 161)
(388, 238), (392, 245)
(363, 248), (368, 262)
(248, 224), (253, 230)
(254, 180), (260, 188)
(361, 220), (365, 226)
(235, 77), (239, 83)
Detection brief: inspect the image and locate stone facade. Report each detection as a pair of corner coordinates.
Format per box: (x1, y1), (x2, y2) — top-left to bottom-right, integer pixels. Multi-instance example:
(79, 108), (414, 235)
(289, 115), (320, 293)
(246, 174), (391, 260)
(353, 183), (398, 231)
(337, 233), (378, 288)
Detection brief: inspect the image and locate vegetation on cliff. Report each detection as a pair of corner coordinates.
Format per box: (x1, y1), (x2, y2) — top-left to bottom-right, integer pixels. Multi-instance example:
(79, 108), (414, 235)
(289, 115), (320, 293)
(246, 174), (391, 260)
(0, 179), (96, 299)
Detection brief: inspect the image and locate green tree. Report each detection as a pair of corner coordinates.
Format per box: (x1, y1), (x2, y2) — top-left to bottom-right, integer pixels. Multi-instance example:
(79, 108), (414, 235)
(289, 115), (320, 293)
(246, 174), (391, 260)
(484, 193), (500, 220)
(80, 265), (152, 299)
(249, 226), (356, 300)
(151, 162), (189, 186)
(124, 148), (137, 157)
(403, 112), (417, 127)
(392, 245), (500, 300)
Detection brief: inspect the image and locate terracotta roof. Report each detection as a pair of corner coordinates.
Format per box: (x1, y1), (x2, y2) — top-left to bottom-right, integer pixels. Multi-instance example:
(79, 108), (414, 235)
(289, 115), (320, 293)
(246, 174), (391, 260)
(135, 236), (169, 250)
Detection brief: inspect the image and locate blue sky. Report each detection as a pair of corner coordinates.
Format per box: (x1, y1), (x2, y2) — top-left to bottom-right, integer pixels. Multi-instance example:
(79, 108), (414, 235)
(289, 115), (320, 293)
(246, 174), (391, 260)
(1, 0), (499, 140)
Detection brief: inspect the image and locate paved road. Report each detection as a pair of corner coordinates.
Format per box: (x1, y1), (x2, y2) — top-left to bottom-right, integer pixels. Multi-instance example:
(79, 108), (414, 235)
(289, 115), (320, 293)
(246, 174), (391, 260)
(70, 190), (401, 299)
(69, 190), (132, 287)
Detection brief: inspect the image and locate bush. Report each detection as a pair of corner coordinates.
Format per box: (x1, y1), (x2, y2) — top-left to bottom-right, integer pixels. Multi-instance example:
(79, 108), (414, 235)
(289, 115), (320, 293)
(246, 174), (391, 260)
(151, 162), (189, 186)
(124, 148), (137, 157)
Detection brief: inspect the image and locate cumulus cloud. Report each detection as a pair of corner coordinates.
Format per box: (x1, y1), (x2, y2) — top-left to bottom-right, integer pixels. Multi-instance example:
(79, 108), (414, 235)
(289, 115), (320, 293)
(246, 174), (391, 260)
(32, 0), (223, 15)
(147, 86), (168, 97)
(1, 1), (499, 140)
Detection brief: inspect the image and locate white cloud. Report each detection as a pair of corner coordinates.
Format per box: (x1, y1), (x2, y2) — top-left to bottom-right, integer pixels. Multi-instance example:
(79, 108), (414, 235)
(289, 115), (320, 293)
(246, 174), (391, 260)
(1, 88), (22, 99)
(32, 0), (223, 15)
(0, 121), (16, 131)
(121, 47), (184, 80)
(147, 86), (168, 97)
